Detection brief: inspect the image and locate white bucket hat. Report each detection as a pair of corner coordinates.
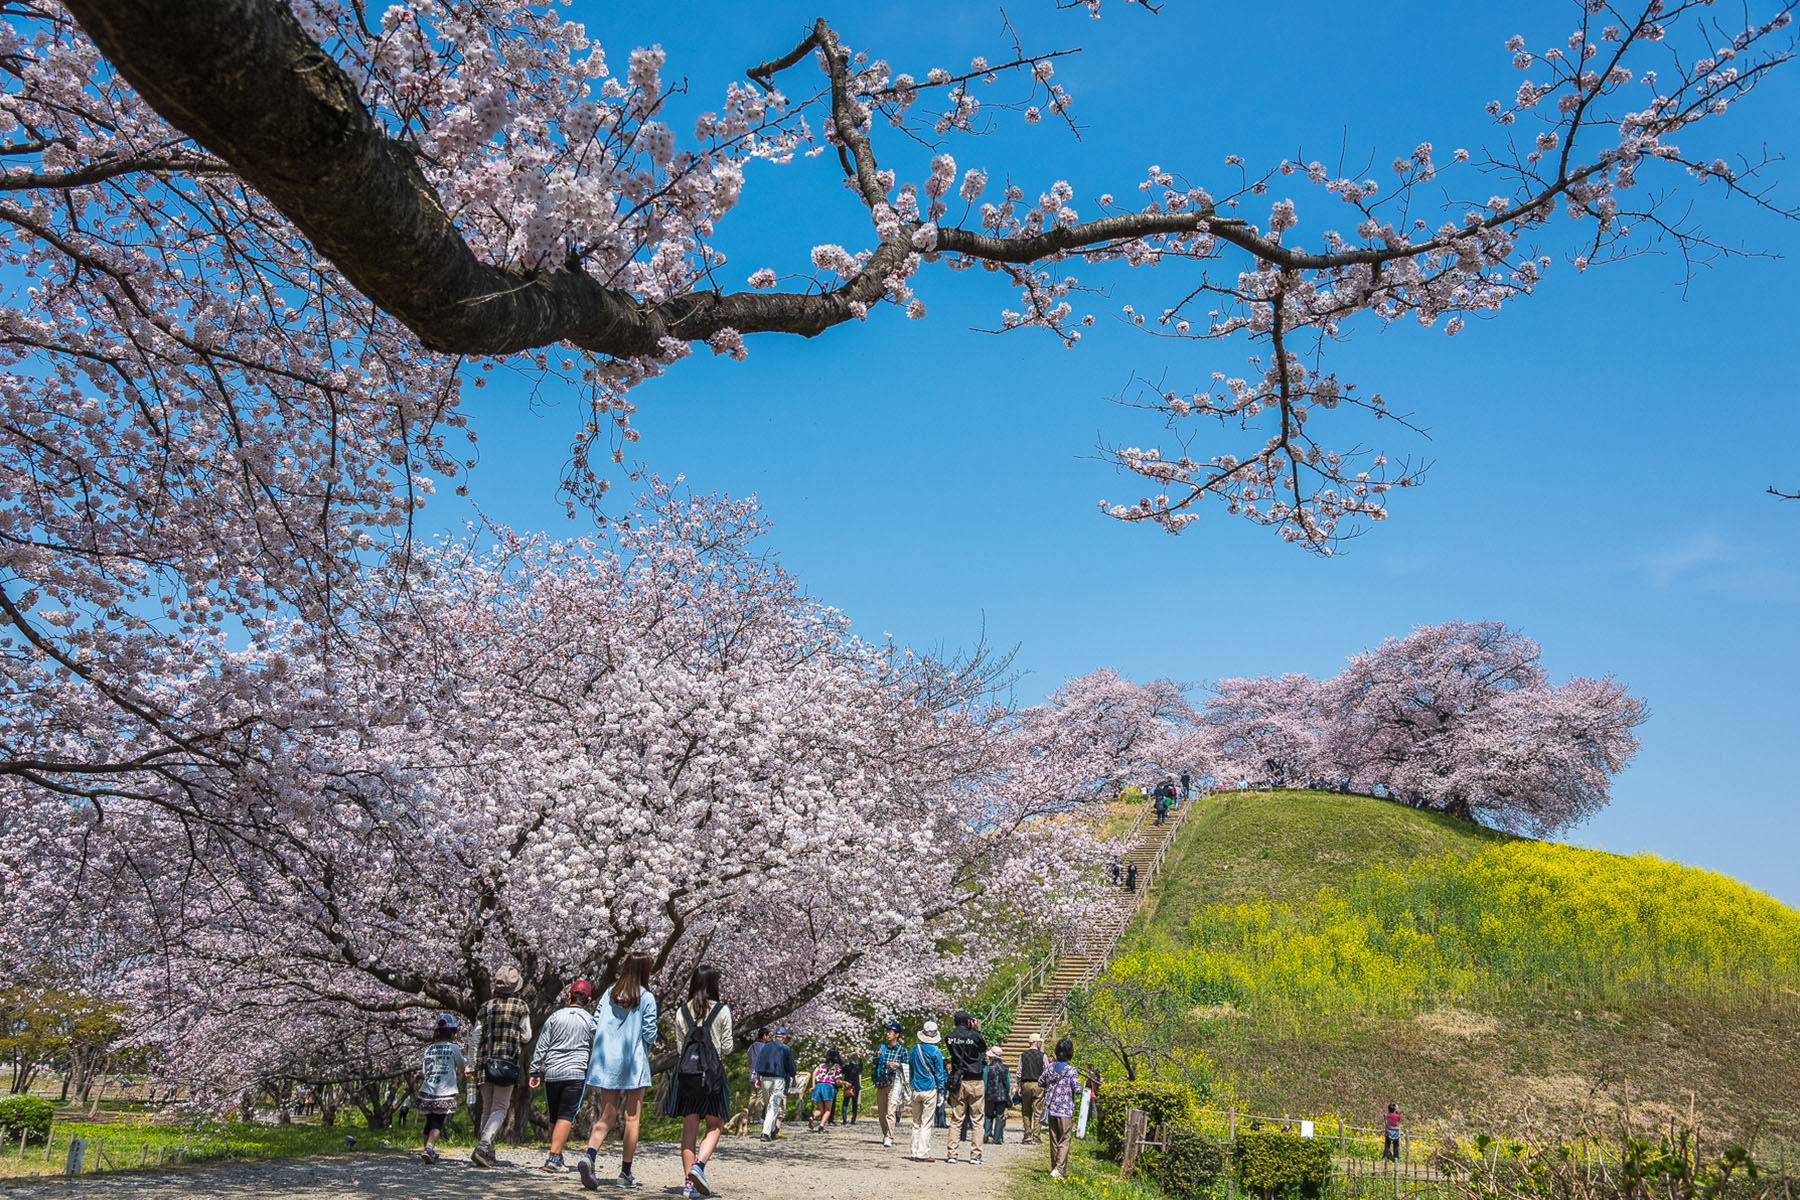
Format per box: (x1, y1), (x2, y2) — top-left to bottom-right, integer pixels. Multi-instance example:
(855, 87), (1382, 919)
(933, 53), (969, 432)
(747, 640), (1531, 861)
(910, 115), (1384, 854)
(917, 1019), (941, 1043)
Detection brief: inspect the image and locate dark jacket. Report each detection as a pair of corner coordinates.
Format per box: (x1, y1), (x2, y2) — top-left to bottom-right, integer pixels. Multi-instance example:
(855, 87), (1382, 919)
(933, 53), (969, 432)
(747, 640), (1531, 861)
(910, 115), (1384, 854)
(984, 1062), (1011, 1103)
(1018, 1048), (1046, 1083)
(943, 1025), (988, 1082)
(758, 1039), (796, 1079)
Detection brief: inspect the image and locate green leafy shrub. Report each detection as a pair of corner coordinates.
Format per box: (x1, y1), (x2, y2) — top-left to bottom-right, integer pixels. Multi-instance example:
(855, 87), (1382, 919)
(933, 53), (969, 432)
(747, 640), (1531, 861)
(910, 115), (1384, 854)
(0, 1095), (54, 1144)
(1143, 1119), (1227, 1199)
(1096, 1079), (1197, 1159)
(1232, 1128), (1333, 1199)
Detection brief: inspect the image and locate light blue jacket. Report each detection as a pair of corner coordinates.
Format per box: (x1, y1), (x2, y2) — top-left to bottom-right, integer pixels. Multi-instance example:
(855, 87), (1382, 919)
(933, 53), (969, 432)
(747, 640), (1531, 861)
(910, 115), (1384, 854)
(908, 1042), (947, 1093)
(585, 988), (659, 1091)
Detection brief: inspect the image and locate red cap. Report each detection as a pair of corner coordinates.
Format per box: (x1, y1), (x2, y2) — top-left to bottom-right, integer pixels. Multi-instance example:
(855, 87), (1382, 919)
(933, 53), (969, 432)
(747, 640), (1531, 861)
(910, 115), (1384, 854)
(569, 979), (594, 1000)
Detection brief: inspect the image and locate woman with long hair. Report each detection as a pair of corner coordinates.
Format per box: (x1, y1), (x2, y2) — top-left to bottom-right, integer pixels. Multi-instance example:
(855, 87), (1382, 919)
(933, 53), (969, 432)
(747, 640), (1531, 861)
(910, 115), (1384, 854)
(577, 952), (658, 1191)
(659, 964), (733, 1199)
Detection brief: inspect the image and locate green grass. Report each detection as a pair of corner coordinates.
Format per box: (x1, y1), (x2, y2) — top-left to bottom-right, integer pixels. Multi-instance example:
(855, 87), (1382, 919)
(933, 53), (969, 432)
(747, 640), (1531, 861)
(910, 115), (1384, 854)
(0, 1116), (425, 1178)
(1008, 1132), (1173, 1200)
(1088, 790), (1800, 1154)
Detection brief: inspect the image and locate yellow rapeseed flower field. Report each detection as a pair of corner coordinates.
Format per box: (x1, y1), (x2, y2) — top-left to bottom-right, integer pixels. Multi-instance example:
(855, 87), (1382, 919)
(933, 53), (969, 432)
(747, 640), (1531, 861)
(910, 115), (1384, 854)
(1112, 842), (1800, 1023)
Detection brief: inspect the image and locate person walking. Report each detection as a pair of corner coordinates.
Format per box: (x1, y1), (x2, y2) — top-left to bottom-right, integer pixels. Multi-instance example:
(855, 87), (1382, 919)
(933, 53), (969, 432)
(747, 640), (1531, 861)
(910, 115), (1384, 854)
(1039, 1037), (1081, 1181)
(1181, 769), (1191, 801)
(1125, 862), (1138, 893)
(1015, 1032), (1046, 1144)
(906, 1020), (947, 1161)
(530, 978), (597, 1174)
(660, 964), (733, 1199)
(807, 1049), (844, 1132)
(981, 1047), (1011, 1145)
(941, 1010), (988, 1165)
(838, 1052), (863, 1125)
(1383, 1103), (1401, 1163)
(756, 1027), (795, 1141)
(578, 953), (658, 1190)
(415, 1014), (466, 1164)
(470, 966), (533, 1168)
(869, 1021), (909, 1148)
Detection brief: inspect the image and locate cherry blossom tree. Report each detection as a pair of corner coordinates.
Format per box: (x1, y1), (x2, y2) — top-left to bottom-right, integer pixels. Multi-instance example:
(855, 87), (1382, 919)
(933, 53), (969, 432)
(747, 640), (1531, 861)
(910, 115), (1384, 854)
(1319, 621), (1647, 833)
(2, 486), (1121, 1105)
(1199, 672), (1330, 789)
(0, 0), (1789, 817)
(1197, 620), (1648, 833)
(1019, 668), (1197, 797)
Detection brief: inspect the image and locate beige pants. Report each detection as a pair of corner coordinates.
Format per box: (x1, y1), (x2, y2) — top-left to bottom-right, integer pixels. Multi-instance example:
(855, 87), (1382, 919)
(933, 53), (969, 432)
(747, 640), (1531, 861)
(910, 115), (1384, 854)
(1048, 1113), (1074, 1175)
(876, 1083), (908, 1140)
(946, 1079), (984, 1161)
(909, 1092), (937, 1159)
(1018, 1081), (1043, 1142)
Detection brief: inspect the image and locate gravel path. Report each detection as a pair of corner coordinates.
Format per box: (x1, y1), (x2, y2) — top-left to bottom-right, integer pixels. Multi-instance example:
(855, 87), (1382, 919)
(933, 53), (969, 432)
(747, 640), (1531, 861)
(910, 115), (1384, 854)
(2, 1126), (1042, 1200)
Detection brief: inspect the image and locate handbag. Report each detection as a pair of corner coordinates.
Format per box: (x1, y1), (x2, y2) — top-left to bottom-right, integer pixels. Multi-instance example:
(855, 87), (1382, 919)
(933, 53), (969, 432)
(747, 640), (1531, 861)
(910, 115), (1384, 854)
(483, 1056), (521, 1086)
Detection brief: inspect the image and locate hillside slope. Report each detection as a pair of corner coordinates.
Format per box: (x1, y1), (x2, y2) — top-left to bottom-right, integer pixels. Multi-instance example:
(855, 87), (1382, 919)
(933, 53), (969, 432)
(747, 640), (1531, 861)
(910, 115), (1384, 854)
(1107, 790), (1800, 1150)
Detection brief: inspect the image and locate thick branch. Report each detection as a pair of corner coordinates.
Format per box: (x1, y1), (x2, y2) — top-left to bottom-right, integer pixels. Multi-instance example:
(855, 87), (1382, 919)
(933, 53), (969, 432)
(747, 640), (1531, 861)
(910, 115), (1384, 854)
(57, 0), (896, 358)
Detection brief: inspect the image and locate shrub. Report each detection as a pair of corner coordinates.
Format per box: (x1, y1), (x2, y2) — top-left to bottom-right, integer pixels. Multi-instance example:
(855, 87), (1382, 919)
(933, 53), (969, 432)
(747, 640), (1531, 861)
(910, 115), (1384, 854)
(1144, 1118), (1228, 1199)
(1096, 1079), (1197, 1159)
(0, 1096), (54, 1145)
(1232, 1128), (1334, 1199)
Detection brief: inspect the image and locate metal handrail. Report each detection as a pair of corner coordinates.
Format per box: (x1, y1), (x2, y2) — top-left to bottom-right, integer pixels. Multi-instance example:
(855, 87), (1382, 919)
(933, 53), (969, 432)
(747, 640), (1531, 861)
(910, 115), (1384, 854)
(1046, 795), (1193, 1031)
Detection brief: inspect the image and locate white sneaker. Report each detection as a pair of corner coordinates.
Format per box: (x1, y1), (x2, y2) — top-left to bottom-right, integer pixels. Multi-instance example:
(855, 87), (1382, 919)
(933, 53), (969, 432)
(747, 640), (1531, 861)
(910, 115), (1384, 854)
(883, 1138), (893, 1147)
(1051, 1168), (1065, 1180)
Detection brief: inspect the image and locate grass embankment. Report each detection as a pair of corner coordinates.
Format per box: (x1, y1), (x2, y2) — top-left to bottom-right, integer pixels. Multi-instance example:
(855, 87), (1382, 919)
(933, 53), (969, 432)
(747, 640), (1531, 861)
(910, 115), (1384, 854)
(1102, 790), (1800, 1149)
(0, 1117), (413, 1179)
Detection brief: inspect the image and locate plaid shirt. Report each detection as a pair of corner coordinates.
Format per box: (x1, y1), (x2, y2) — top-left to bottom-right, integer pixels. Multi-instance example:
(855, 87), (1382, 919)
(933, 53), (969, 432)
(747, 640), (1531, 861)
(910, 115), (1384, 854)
(476, 995), (532, 1082)
(870, 1041), (908, 1087)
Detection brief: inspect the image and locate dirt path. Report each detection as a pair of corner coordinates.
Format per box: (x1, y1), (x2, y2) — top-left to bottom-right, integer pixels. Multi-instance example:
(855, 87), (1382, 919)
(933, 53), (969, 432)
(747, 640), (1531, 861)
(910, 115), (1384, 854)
(2, 1126), (1041, 1200)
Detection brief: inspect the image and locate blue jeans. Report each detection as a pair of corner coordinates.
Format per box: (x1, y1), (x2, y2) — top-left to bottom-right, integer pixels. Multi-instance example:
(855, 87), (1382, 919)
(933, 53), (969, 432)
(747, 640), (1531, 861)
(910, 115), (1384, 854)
(983, 1104), (1007, 1143)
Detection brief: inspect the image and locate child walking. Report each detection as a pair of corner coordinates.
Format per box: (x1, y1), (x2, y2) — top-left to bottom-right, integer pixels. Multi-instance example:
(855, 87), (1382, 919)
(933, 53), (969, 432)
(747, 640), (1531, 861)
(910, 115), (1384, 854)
(416, 1014), (466, 1164)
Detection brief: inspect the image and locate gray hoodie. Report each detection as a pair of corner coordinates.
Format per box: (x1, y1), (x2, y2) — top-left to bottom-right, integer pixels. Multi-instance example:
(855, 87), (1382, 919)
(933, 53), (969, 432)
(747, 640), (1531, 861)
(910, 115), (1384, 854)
(530, 1004), (595, 1082)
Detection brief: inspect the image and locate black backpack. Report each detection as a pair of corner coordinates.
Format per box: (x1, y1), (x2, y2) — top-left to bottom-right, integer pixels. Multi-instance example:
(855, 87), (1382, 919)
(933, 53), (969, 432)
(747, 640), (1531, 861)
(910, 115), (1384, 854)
(676, 1002), (725, 1093)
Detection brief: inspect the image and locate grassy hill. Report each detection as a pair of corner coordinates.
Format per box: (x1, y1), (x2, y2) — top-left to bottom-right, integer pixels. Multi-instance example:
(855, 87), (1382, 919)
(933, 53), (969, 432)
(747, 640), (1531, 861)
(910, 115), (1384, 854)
(1101, 790), (1800, 1152)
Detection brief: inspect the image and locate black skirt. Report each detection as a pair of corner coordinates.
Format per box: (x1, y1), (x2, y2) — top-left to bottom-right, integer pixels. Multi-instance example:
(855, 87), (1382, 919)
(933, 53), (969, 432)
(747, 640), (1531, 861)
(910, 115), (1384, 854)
(658, 1072), (732, 1121)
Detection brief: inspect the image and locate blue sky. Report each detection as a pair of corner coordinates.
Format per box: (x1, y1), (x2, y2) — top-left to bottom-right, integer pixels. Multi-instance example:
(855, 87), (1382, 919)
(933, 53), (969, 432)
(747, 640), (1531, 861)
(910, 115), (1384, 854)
(452, 1), (1799, 904)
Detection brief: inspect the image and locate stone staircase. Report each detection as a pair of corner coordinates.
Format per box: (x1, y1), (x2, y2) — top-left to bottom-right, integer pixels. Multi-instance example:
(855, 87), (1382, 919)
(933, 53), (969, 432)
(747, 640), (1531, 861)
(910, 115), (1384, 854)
(994, 795), (1191, 1063)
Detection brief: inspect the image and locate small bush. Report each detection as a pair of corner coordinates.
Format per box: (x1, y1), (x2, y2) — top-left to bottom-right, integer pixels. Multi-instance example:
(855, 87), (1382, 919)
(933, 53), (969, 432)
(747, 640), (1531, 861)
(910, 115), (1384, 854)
(1096, 1079), (1197, 1159)
(0, 1095), (54, 1144)
(1232, 1128), (1333, 1199)
(1144, 1119), (1227, 1199)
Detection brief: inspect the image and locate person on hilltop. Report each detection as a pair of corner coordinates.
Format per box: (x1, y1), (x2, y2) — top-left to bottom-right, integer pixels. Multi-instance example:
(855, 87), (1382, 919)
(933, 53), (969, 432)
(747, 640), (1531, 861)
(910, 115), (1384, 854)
(1015, 1032), (1045, 1145)
(941, 1010), (988, 1165)
(1039, 1037), (1081, 1182)
(981, 1046), (1011, 1145)
(906, 1019), (948, 1162)
(530, 978), (597, 1175)
(415, 1014), (466, 1165)
(660, 964), (734, 1199)
(807, 1048), (844, 1132)
(755, 1027), (795, 1141)
(469, 965), (534, 1168)
(1383, 1102), (1402, 1163)
(578, 952), (659, 1191)
(870, 1021), (910, 1148)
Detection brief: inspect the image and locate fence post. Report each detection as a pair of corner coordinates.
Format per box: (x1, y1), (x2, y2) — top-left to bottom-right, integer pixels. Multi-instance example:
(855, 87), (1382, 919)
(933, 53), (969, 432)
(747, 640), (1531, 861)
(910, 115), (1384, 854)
(64, 1136), (86, 1177)
(1339, 1119), (1345, 1154)
(1228, 1108), (1237, 1200)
